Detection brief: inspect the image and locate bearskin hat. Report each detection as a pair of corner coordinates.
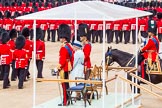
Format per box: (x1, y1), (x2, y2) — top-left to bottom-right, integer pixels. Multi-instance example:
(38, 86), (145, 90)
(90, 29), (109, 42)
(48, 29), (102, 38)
(36, 28), (43, 40)
(0, 11), (3, 18)
(11, 2), (15, 7)
(26, 2), (29, 7)
(157, 12), (162, 19)
(58, 24), (71, 42)
(16, 35), (25, 50)
(147, 10), (156, 18)
(9, 29), (17, 39)
(22, 27), (30, 38)
(78, 23), (89, 37)
(5, 11), (11, 18)
(5, 2), (9, 7)
(1, 32), (10, 44)
(157, 2), (160, 7)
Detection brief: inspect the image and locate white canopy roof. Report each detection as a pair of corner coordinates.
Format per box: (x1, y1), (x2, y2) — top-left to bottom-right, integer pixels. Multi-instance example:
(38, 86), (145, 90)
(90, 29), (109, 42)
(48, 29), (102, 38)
(16, 1), (151, 21)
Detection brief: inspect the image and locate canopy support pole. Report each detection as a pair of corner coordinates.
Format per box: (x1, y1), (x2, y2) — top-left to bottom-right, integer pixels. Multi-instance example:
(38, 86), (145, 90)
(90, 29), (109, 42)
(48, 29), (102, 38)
(33, 19), (36, 108)
(102, 19), (106, 108)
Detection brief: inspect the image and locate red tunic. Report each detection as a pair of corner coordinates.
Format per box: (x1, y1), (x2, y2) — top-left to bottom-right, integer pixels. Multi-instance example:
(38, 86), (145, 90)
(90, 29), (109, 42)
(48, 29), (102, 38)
(14, 20), (24, 31)
(8, 39), (16, 59)
(0, 19), (3, 28)
(113, 20), (123, 31)
(0, 44), (12, 65)
(59, 43), (74, 72)
(23, 20), (33, 29)
(48, 20), (57, 30)
(139, 17), (148, 31)
(24, 7), (32, 13)
(122, 19), (131, 31)
(38, 7), (45, 11)
(24, 39), (33, 59)
(83, 43), (91, 68)
(36, 40), (45, 60)
(88, 21), (98, 30)
(16, 6), (24, 14)
(38, 20), (48, 30)
(130, 18), (140, 30)
(9, 7), (16, 16)
(141, 36), (159, 61)
(157, 19), (162, 34)
(3, 18), (14, 30)
(13, 49), (28, 69)
(106, 21), (114, 30)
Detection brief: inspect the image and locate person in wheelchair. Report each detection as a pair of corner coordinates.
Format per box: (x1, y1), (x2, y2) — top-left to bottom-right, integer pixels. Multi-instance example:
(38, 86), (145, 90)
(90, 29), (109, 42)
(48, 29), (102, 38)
(138, 25), (160, 73)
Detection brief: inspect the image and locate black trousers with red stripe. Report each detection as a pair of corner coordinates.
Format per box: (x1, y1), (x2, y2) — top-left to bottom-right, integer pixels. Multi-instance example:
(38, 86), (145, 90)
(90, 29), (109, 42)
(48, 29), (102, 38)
(36, 60), (44, 78)
(11, 60), (16, 80)
(16, 68), (25, 88)
(0, 65), (3, 80)
(2, 65), (10, 88)
(62, 72), (69, 106)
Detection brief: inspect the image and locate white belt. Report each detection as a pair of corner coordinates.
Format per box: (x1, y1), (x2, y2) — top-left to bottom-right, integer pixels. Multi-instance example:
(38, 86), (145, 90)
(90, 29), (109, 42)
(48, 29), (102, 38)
(16, 58), (25, 60)
(1, 55), (9, 57)
(37, 50), (43, 52)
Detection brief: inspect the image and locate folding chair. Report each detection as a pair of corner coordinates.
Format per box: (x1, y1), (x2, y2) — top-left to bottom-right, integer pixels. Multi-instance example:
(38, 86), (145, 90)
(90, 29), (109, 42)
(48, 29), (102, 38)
(66, 77), (91, 107)
(90, 65), (108, 98)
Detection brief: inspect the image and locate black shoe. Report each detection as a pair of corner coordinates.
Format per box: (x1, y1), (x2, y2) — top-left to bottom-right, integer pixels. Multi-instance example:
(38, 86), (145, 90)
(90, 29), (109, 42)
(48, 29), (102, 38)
(18, 87), (23, 89)
(11, 79), (16, 81)
(3, 86), (9, 89)
(27, 76), (30, 79)
(24, 79), (28, 82)
(8, 83), (11, 87)
(37, 77), (44, 78)
(58, 103), (64, 106)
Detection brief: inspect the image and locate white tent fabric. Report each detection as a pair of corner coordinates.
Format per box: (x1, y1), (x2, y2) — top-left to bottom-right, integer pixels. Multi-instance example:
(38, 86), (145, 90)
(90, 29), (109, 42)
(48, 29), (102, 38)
(16, 1), (151, 21)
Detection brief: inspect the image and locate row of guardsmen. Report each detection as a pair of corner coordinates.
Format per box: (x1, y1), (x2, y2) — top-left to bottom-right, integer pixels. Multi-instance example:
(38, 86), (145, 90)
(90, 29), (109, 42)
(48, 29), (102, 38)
(0, 1), (54, 15)
(1, 11), (162, 43)
(0, 27), (45, 89)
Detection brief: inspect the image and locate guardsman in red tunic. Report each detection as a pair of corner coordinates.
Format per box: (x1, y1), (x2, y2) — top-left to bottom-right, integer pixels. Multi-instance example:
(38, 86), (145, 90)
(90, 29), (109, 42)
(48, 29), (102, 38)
(78, 23), (91, 80)
(23, 19), (33, 40)
(57, 24), (74, 106)
(89, 21), (98, 43)
(23, 2), (32, 14)
(48, 20), (57, 42)
(13, 36), (28, 89)
(3, 11), (14, 32)
(8, 29), (17, 81)
(106, 21), (114, 43)
(139, 16), (148, 42)
(114, 20), (123, 44)
(130, 18), (140, 44)
(0, 32), (11, 89)
(22, 27), (33, 80)
(36, 28), (45, 78)
(122, 19), (131, 44)
(157, 12), (162, 42)
(97, 22), (103, 43)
